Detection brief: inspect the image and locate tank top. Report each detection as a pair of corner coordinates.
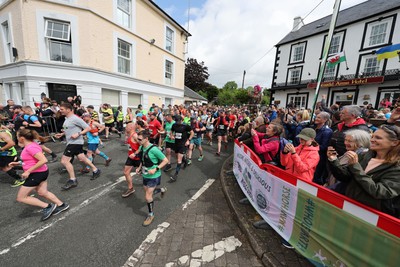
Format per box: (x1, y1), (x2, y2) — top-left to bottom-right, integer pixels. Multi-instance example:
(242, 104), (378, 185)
(127, 133), (140, 160)
(0, 129), (17, 157)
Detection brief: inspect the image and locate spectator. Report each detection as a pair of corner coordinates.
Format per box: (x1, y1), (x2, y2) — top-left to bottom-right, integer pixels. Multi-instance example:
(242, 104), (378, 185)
(313, 112), (333, 185)
(50, 100), (60, 115)
(4, 99), (15, 118)
(330, 105), (370, 156)
(327, 125), (400, 218)
(293, 110), (310, 146)
(237, 123), (251, 142)
(251, 122), (282, 163)
(281, 128), (320, 182)
(326, 129), (371, 194)
(320, 95), (339, 115)
(39, 100), (53, 117)
(242, 115), (266, 150)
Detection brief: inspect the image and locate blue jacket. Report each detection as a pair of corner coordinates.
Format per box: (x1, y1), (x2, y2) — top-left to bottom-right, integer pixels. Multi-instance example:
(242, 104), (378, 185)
(314, 125), (333, 152)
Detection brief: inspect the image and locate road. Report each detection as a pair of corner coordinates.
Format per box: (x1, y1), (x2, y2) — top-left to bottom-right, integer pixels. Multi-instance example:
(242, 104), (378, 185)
(0, 137), (234, 267)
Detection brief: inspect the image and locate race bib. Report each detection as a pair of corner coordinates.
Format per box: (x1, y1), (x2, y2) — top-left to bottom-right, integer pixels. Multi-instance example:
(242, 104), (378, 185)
(219, 125), (225, 129)
(175, 133), (182, 139)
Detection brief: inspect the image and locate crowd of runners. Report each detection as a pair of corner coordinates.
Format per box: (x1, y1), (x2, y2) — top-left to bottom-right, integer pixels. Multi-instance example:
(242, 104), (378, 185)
(1, 96), (400, 225)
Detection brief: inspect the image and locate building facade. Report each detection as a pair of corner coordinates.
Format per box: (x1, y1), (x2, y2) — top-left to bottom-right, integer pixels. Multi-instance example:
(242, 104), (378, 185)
(0, 0), (189, 111)
(271, 0), (400, 110)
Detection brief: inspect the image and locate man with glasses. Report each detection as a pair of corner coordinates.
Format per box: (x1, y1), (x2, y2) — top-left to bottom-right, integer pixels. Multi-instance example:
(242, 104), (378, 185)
(136, 130), (168, 226)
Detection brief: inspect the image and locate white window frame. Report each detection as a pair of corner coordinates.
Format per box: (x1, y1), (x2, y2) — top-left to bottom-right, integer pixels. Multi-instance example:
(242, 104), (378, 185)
(288, 68), (301, 85)
(116, 0), (131, 28)
(327, 32), (344, 56)
(288, 94), (307, 109)
(164, 59), (174, 86)
(113, 32), (136, 77)
(165, 25), (174, 53)
(117, 38), (132, 75)
(45, 19), (71, 41)
(324, 64), (336, 79)
(290, 43), (306, 63)
(361, 55), (383, 76)
(1, 20), (12, 63)
(364, 18), (392, 48)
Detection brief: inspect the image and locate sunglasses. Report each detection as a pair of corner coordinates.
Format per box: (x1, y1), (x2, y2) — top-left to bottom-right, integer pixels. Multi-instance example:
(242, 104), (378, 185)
(137, 138), (143, 142)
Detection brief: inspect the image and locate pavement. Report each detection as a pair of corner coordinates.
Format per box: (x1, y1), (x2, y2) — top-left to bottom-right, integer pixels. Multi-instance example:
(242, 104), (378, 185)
(220, 156), (313, 267)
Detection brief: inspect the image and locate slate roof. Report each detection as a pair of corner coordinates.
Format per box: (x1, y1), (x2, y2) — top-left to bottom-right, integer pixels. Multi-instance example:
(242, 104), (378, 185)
(277, 0), (400, 46)
(184, 86), (208, 101)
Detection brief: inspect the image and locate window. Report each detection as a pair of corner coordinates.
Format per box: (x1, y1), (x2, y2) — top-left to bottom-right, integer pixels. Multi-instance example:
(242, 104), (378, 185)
(117, 0), (131, 28)
(1, 21), (12, 63)
(166, 26), (174, 52)
(165, 97), (172, 107)
(288, 68), (301, 85)
(369, 22), (387, 46)
(328, 35), (341, 55)
(45, 20), (72, 63)
(363, 17), (393, 48)
(363, 57), (379, 75)
(118, 39), (131, 75)
(165, 60), (173, 85)
(290, 42), (306, 63)
(288, 95), (307, 109)
(324, 64), (336, 79)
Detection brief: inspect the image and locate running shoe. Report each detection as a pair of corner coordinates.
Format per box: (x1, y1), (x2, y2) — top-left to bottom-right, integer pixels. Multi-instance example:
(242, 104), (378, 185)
(118, 132), (122, 138)
(210, 142), (213, 146)
(11, 179), (25, 188)
(160, 187), (167, 198)
(168, 173), (178, 183)
(143, 215), (154, 226)
(52, 203), (70, 215)
(91, 169), (102, 180)
(216, 152), (221, 156)
(164, 164), (172, 172)
(198, 155), (204, 162)
(62, 179), (78, 190)
(41, 203), (57, 221)
(187, 159), (192, 166)
(49, 155), (58, 163)
(122, 188), (135, 198)
(105, 158), (112, 167)
(79, 167), (90, 174)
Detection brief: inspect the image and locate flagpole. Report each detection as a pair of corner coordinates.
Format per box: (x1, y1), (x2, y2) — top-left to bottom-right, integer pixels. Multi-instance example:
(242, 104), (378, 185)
(310, 0), (342, 123)
(343, 50), (349, 70)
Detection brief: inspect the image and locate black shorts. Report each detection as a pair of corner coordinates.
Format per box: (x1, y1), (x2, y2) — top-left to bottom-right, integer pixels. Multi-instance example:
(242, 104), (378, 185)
(150, 136), (160, 145)
(165, 142), (175, 149)
(125, 157), (141, 167)
(63, 144), (85, 157)
(23, 169), (49, 187)
(174, 145), (187, 154)
(105, 122), (115, 128)
(217, 130), (228, 136)
(0, 156), (17, 168)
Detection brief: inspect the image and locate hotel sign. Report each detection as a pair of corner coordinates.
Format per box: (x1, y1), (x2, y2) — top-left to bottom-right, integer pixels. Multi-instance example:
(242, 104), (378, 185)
(307, 76), (384, 89)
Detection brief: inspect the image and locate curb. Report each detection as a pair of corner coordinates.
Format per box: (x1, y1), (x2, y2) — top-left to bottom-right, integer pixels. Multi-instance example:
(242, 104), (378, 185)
(220, 155), (312, 267)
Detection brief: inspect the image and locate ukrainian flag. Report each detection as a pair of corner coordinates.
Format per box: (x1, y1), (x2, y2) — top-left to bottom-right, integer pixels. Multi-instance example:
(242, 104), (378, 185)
(376, 43), (400, 61)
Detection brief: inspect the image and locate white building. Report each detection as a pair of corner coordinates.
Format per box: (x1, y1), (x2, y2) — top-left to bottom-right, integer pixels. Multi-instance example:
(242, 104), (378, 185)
(0, 0), (190, 111)
(271, 0), (400, 109)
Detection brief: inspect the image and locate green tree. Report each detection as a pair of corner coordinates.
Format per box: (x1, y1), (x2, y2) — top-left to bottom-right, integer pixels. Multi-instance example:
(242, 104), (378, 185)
(216, 89), (236, 105)
(222, 81), (238, 91)
(235, 89), (251, 104)
(184, 58), (210, 92)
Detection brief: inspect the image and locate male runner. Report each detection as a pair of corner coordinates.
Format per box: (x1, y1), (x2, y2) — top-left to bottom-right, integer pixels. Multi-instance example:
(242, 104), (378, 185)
(163, 114), (175, 172)
(214, 110), (230, 156)
(187, 116), (206, 164)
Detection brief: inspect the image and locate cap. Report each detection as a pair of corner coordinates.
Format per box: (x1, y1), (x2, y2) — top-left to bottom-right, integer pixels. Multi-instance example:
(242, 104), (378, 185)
(136, 113), (143, 118)
(296, 128), (316, 141)
(87, 105), (94, 109)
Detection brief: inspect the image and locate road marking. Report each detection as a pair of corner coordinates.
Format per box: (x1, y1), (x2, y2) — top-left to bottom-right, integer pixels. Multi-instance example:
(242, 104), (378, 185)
(182, 179), (215, 210)
(123, 222), (170, 267)
(165, 236), (242, 267)
(0, 176), (126, 256)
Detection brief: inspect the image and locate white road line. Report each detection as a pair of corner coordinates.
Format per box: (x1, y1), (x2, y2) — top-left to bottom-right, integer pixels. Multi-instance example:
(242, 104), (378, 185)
(165, 236), (242, 267)
(0, 176), (126, 256)
(182, 179), (215, 210)
(123, 222), (170, 267)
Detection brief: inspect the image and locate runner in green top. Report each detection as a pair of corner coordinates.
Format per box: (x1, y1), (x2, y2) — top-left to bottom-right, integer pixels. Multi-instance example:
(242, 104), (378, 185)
(163, 114), (175, 172)
(136, 130), (169, 226)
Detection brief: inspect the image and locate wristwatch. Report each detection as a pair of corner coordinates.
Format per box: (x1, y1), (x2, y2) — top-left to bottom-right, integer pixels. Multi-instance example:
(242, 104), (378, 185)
(156, 167), (160, 171)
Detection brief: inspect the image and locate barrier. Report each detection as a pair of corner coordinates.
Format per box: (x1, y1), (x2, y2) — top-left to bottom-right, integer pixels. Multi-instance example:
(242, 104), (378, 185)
(233, 140), (400, 267)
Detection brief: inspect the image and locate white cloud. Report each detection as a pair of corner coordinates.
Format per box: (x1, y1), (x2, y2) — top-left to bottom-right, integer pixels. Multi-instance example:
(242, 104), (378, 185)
(186, 0), (367, 88)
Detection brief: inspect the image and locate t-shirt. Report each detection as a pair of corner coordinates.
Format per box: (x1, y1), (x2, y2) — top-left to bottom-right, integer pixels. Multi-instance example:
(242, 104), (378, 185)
(164, 120), (175, 143)
(364, 158), (384, 173)
(21, 142), (48, 173)
(148, 119), (162, 138)
(140, 145), (166, 179)
(101, 108), (114, 124)
(171, 123), (192, 146)
(63, 115), (89, 145)
(191, 121), (204, 139)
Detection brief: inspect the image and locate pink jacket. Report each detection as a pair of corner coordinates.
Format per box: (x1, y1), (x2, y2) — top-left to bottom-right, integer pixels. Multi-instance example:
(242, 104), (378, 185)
(252, 133), (280, 162)
(280, 144), (320, 182)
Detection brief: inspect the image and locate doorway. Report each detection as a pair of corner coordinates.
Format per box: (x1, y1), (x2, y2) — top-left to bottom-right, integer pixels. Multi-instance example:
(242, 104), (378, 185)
(48, 83), (77, 103)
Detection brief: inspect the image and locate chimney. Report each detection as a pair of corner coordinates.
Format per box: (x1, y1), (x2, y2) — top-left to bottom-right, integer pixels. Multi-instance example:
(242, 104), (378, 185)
(292, 16), (303, 32)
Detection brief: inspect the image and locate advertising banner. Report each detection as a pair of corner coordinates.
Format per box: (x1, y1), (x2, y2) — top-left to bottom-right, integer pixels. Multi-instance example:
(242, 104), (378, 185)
(233, 144), (400, 267)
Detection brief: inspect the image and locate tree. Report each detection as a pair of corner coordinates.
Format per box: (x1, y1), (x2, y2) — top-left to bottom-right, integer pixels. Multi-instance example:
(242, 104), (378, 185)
(222, 81), (238, 91)
(235, 89), (251, 104)
(184, 58), (210, 92)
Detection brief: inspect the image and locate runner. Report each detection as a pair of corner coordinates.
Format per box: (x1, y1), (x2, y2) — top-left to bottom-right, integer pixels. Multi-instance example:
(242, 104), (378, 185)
(10, 129), (69, 221)
(0, 126), (25, 187)
(148, 112), (163, 146)
(121, 122), (142, 198)
(54, 103), (101, 190)
(168, 115), (194, 183)
(163, 114), (175, 172)
(205, 111), (214, 145)
(187, 116), (206, 164)
(214, 110), (230, 156)
(100, 103), (121, 139)
(135, 130), (168, 226)
(81, 113), (112, 173)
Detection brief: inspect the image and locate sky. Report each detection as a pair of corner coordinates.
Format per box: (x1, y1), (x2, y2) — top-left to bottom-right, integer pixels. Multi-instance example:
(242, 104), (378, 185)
(154, 0), (368, 89)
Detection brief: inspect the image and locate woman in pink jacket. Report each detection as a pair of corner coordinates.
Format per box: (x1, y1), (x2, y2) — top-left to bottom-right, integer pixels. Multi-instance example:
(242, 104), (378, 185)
(251, 122), (283, 163)
(281, 128), (320, 182)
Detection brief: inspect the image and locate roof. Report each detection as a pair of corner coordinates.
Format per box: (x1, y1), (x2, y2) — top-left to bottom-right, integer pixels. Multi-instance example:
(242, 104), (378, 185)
(277, 0), (400, 46)
(147, 0), (191, 37)
(184, 86), (208, 101)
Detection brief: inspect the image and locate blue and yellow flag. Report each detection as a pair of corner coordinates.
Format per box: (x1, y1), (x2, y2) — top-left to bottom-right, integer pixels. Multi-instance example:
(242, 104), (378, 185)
(376, 43), (400, 61)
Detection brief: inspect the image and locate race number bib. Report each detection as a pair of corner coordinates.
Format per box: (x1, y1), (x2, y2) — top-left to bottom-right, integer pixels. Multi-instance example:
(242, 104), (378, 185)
(219, 125), (225, 130)
(175, 133), (182, 139)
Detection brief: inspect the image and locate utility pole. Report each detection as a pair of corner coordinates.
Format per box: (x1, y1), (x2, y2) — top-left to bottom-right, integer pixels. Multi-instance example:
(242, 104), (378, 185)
(241, 70), (246, 89)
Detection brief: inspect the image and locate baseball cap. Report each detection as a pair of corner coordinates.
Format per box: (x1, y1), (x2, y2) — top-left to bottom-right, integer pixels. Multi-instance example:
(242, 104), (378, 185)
(296, 128), (316, 141)
(136, 113), (143, 118)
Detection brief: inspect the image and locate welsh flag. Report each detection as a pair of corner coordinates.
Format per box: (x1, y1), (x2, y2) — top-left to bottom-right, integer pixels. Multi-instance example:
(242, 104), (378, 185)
(327, 52), (346, 67)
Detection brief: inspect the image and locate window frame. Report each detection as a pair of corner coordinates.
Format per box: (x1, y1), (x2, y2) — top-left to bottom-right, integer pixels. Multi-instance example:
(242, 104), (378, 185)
(164, 59), (174, 86)
(44, 19), (73, 63)
(45, 19), (71, 42)
(116, 0), (131, 28)
(286, 92), (309, 109)
(165, 26), (174, 53)
(289, 41), (307, 64)
(286, 66), (303, 85)
(319, 30), (346, 59)
(361, 15), (396, 50)
(117, 38), (132, 75)
(1, 20), (12, 63)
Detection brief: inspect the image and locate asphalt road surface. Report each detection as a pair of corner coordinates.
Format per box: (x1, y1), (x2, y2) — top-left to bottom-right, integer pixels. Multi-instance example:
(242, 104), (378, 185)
(0, 137), (231, 267)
